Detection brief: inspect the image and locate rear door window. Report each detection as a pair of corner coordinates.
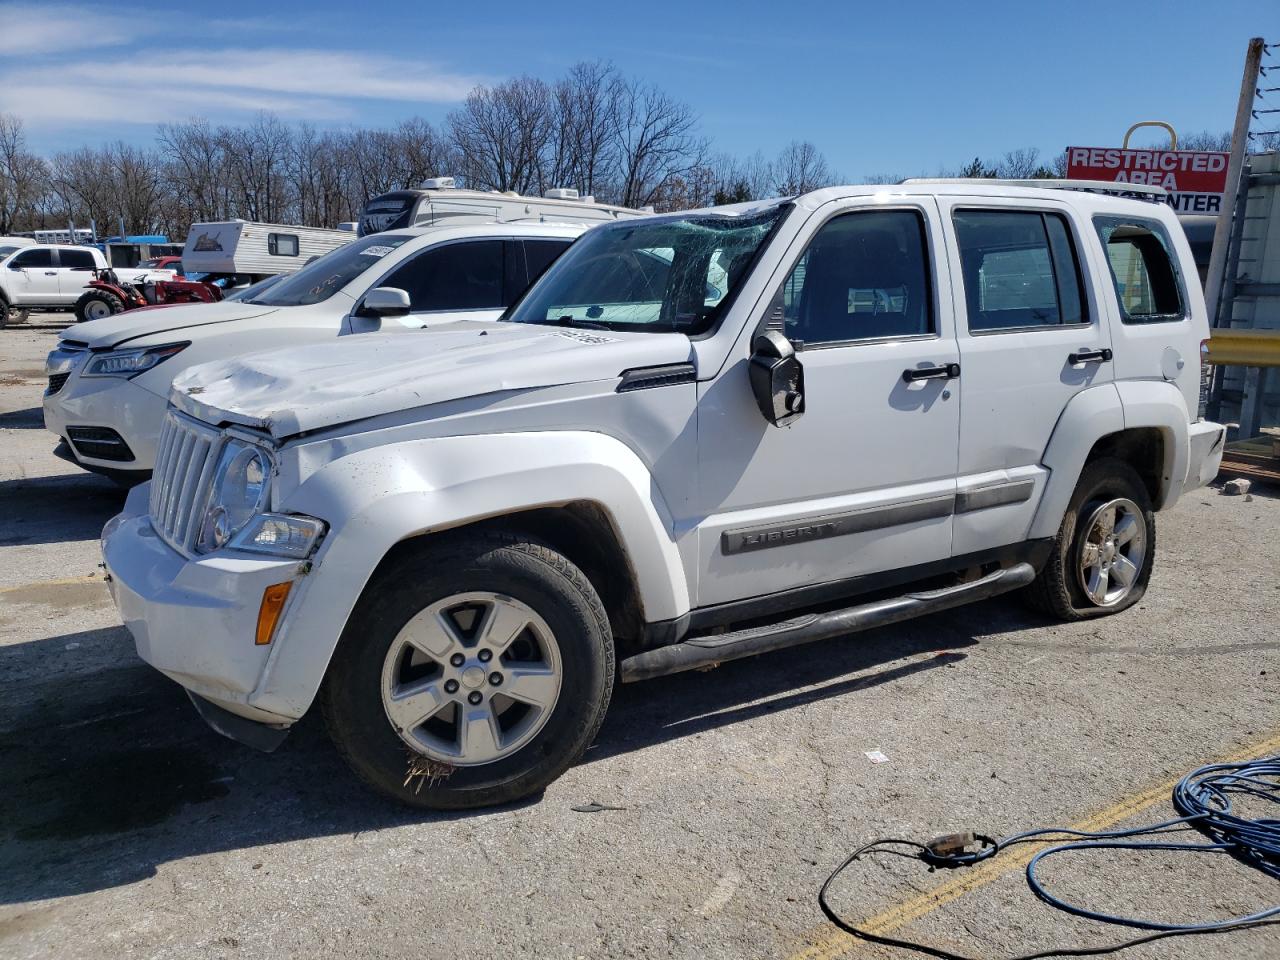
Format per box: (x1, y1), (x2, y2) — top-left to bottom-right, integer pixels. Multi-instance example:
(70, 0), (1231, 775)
(58, 249), (96, 269)
(1094, 217), (1185, 323)
(381, 240), (505, 312)
(953, 210), (1087, 332)
(523, 239), (572, 284)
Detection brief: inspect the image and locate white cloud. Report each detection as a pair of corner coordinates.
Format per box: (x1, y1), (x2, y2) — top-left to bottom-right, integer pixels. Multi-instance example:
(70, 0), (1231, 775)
(1, 2), (142, 54)
(0, 3), (483, 133)
(52, 48), (480, 104)
(0, 82), (354, 129)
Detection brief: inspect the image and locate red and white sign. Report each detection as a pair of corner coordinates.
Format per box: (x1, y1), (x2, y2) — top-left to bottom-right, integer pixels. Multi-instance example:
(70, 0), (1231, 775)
(1066, 146), (1230, 214)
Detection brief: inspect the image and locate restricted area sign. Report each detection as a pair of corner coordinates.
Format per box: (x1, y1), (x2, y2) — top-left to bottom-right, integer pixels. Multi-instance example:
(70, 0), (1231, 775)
(1066, 146), (1230, 213)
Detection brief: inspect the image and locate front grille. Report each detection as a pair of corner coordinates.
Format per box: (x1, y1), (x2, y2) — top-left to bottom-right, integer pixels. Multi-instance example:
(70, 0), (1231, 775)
(47, 372), (70, 395)
(67, 426), (135, 462)
(149, 412), (220, 552)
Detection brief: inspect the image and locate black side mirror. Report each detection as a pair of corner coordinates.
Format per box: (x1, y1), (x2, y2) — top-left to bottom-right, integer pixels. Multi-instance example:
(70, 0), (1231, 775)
(748, 329), (805, 427)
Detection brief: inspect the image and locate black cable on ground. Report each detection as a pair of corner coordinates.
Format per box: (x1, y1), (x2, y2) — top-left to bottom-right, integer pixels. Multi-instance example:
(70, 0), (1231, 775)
(818, 756), (1280, 959)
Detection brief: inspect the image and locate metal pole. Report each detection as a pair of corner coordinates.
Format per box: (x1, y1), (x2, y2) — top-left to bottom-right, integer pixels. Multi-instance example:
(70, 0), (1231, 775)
(1205, 37), (1265, 328)
(1207, 160), (1255, 421)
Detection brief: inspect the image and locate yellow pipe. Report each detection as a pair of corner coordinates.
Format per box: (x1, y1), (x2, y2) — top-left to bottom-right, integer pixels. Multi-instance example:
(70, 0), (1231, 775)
(1205, 329), (1280, 368)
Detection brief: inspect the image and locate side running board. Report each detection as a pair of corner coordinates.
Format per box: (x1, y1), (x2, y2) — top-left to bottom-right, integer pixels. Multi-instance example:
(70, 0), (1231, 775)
(618, 563), (1036, 683)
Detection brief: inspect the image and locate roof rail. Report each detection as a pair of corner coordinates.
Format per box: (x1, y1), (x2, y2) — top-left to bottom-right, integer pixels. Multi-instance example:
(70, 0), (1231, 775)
(902, 177), (1168, 198)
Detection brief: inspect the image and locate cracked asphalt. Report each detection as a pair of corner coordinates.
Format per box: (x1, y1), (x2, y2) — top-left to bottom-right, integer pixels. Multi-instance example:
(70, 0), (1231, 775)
(1, 314), (1278, 960)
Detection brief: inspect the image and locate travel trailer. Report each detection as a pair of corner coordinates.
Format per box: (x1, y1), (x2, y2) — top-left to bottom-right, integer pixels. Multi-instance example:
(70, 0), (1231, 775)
(182, 221), (353, 279)
(358, 179), (649, 236)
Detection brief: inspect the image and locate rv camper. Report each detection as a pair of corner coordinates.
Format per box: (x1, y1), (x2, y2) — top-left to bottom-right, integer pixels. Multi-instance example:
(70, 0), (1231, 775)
(181, 221), (353, 279)
(357, 179), (650, 236)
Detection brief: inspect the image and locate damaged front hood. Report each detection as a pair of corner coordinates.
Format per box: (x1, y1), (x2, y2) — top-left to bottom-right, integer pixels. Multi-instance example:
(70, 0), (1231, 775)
(170, 322), (693, 437)
(64, 300), (283, 349)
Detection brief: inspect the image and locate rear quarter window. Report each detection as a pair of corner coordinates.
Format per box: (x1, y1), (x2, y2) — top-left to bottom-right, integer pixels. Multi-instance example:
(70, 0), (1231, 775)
(1093, 216), (1186, 324)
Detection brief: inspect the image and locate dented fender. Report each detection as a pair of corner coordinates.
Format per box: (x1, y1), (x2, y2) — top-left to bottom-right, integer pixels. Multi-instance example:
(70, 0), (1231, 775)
(247, 430), (689, 719)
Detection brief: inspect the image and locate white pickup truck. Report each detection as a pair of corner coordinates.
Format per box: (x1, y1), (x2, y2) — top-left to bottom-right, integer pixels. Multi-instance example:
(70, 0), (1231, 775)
(103, 181), (1225, 810)
(0, 244), (173, 324)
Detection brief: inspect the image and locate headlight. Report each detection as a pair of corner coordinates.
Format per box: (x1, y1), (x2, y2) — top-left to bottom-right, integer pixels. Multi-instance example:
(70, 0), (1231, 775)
(195, 440), (271, 554)
(229, 514), (326, 558)
(83, 342), (188, 378)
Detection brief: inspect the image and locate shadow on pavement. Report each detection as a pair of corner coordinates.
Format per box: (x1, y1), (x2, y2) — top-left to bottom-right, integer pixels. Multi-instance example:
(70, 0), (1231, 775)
(0, 597), (1034, 906)
(0, 407), (43, 429)
(0, 473), (126, 547)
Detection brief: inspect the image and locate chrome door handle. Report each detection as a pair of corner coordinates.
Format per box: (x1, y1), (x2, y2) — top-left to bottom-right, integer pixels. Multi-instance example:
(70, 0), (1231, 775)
(1068, 348), (1113, 365)
(44, 271), (57, 275)
(902, 363), (960, 382)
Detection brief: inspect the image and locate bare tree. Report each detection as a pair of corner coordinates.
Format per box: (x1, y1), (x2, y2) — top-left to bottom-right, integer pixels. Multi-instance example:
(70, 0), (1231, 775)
(611, 78), (704, 209)
(450, 76), (554, 193)
(158, 119), (231, 224)
(772, 140), (835, 194)
(0, 114), (49, 234)
(548, 61), (621, 196)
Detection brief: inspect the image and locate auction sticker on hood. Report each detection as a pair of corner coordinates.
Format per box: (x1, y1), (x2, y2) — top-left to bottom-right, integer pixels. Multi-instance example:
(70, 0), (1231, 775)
(554, 330), (620, 344)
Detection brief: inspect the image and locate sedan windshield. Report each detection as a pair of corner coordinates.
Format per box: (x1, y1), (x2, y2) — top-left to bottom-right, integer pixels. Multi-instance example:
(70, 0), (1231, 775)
(504, 206), (786, 334)
(246, 234), (413, 306)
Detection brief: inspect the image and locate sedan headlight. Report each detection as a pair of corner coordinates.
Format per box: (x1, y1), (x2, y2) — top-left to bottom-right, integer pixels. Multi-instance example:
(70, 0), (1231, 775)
(83, 342), (188, 378)
(195, 440), (272, 554)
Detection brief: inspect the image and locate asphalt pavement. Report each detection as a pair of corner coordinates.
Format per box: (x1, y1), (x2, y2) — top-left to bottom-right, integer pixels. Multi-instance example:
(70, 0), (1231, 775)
(1, 313), (1277, 960)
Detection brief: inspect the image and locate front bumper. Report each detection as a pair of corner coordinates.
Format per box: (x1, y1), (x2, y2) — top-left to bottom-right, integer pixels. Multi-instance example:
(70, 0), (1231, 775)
(102, 492), (304, 738)
(44, 368), (165, 473)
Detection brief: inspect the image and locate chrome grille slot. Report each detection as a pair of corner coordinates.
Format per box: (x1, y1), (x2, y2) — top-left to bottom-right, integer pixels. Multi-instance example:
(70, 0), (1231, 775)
(149, 412), (221, 553)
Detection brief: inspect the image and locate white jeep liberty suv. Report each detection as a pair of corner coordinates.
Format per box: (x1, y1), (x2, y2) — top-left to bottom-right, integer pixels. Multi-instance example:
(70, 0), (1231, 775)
(102, 182), (1225, 809)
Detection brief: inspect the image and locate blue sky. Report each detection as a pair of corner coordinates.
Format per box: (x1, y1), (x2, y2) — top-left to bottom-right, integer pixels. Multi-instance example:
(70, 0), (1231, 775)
(0, 0), (1270, 178)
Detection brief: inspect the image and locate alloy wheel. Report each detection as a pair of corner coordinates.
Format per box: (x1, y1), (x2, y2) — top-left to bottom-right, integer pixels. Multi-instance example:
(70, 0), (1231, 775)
(380, 592), (563, 766)
(1076, 497), (1147, 607)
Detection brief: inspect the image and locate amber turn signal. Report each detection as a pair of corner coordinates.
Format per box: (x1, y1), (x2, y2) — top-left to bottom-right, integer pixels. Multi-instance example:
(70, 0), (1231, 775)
(255, 581), (293, 645)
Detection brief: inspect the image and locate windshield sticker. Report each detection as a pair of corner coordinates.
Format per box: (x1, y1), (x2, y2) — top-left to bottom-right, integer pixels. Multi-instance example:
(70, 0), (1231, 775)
(554, 330), (620, 344)
(360, 245), (396, 257)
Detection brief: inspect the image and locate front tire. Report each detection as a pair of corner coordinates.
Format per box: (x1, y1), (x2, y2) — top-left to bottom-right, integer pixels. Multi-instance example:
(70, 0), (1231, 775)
(74, 290), (124, 323)
(321, 532), (614, 810)
(0, 298), (25, 327)
(1024, 457), (1155, 620)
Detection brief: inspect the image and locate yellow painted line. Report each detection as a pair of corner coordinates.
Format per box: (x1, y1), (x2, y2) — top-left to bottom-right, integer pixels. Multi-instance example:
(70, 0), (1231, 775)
(0, 574), (102, 594)
(788, 730), (1280, 960)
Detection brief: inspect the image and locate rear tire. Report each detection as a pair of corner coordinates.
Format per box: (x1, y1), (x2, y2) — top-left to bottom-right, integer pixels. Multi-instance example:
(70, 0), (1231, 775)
(321, 532), (614, 810)
(74, 290), (124, 323)
(1024, 457), (1155, 620)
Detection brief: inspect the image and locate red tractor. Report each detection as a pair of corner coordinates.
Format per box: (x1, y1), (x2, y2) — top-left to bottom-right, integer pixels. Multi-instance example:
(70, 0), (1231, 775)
(73, 268), (226, 322)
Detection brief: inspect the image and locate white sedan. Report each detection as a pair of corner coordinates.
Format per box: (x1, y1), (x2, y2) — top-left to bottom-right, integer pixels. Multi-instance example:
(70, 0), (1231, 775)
(43, 223), (585, 482)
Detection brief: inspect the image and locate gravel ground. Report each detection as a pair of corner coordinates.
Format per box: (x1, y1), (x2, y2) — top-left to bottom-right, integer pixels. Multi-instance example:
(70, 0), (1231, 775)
(1, 313), (1277, 960)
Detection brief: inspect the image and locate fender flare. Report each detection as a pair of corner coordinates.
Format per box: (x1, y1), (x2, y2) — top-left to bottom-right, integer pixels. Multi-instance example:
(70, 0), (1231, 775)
(250, 430), (689, 719)
(1113, 379), (1191, 509)
(1030, 381), (1191, 540)
(1030, 384), (1124, 540)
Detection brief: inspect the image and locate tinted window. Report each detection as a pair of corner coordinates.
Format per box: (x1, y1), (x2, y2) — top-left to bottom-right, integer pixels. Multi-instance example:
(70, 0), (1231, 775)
(1094, 216), (1184, 323)
(59, 249), (96, 269)
(774, 210), (933, 345)
(248, 234), (413, 306)
(268, 233), (299, 257)
(523, 239), (572, 284)
(505, 207), (784, 334)
(381, 240), (504, 312)
(10, 248), (53, 268)
(953, 210), (1087, 331)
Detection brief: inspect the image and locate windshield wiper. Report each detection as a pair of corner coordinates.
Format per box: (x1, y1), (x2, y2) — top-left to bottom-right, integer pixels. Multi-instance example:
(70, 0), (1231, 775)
(554, 315), (611, 331)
